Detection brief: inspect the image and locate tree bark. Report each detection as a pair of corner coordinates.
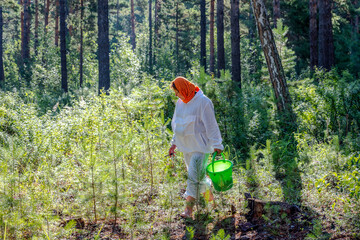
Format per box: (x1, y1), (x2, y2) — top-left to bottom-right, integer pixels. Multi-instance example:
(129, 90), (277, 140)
(175, 1), (179, 74)
(353, 0), (359, 33)
(148, 0), (153, 73)
(60, 0), (68, 92)
(35, 0), (39, 55)
(44, 0), (50, 33)
(130, 0), (136, 50)
(0, 7), (4, 86)
(251, 0), (292, 113)
(248, 1), (258, 78)
(309, 0), (318, 71)
(21, 0), (24, 49)
(116, 0), (120, 30)
(273, 0), (280, 28)
(98, 0), (110, 95)
(80, 0), (84, 87)
(210, 0), (215, 75)
(200, 0), (206, 70)
(217, 0), (225, 77)
(249, 2), (256, 43)
(68, 6), (73, 36)
(231, 0), (241, 87)
(318, 0), (334, 71)
(55, 0), (60, 46)
(154, 0), (160, 64)
(22, 0), (31, 62)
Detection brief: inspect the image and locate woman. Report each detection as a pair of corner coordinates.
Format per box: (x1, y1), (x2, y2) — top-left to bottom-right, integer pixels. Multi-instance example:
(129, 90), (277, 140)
(168, 76), (223, 219)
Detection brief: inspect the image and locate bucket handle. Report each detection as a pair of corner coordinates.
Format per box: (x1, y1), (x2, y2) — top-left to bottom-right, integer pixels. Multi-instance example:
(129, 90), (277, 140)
(211, 152), (226, 172)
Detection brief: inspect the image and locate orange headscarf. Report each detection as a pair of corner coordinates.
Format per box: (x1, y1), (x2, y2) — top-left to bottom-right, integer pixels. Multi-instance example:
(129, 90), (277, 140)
(172, 77), (200, 104)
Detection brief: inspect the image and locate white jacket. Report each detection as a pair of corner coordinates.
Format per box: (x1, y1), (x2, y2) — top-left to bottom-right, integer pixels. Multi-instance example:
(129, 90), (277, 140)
(171, 90), (224, 153)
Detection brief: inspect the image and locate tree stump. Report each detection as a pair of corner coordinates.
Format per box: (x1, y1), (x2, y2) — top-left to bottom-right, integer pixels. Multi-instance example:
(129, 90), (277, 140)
(244, 193), (300, 221)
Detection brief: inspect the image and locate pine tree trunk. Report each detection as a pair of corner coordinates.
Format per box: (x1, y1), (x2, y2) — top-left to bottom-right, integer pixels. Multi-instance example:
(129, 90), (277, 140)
(148, 0), (153, 73)
(249, 2), (256, 43)
(251, 0), (292, 113)
(248, 1), (258, 78)
(68, 6), (73, 36)
(200, 0), (206, 70)
(273, 0), (280, 28)
(60, 0), (68, 92)
(80, 0), (84, 87)
(0, 7), (4, 86)
(210, 0), (215, 75)
(116, 0), (119, 30)
(55, 0), (59, 46)
(130, 0), (136, 50)
(154, 0), (160, 64)
(309, 0), (318, 71)
(98, 0), (110, 95)
(318, 0), (334, 70)
(231, 0), (241, 87)
(175, 1), (179, 74)
(353, 0), (359, 33)
(21, 0), (24, 50)
(44, 0), (50, 33)
(217, 0), (225, 77)
(35, 0), (39, 55)
(22, 0), (31, 62)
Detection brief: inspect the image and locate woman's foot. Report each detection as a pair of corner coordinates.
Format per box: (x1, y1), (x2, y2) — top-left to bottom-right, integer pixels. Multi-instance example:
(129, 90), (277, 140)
(181, 196), (195, 219)
(180, 207), (193, 219)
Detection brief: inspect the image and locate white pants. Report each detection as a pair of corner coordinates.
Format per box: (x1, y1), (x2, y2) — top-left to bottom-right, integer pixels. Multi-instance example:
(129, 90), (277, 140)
(183, 152), (212, 199)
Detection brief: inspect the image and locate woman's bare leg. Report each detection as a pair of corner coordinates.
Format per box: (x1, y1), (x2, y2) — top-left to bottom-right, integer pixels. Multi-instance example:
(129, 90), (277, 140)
(181, 196), (195, 218)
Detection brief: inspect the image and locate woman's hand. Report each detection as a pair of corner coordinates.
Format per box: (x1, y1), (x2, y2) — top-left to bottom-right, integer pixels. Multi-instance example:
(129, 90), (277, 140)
(169, 144), (177, 157)
(214, 148), (222, 155)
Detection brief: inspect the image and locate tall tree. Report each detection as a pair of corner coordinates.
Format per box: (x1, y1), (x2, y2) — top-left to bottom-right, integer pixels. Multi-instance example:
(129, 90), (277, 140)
(80, 0), (84, 87)
(130, 0), (136, 50)
(98, 0), (110, 94)
(200, 0), (206, 70)
(22, 0), (31, 62)
(21, 0), (24, 49)
(44, 0), (50, 33)
(309, 0), (318, 71)
(248, 1), (261, 80)
(318, 0), (334, 70)
(216, 0), (225, 77)
(209, 0), (215, 75)
(116, 0), (119, 30)
(35, 0), (39, 54)
(355, 0), (359, 33)
(273, 0), (280, 27)
(68, 5), (73, 36)
(148, 0), (153, 73)
(231, 0), (241, 87)
(55, 0), (59, 46)
(60, 0), (68, 92)
(154, 0), (160, 63)
(251, 0), (292, 114)
(175, 1), (179, 74)
(248, 2), (256, 44)
(0, 6), (4, 86)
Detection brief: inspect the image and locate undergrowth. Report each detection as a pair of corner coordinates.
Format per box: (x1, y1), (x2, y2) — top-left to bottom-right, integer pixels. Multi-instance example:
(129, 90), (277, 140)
(0, 70), (359, 239)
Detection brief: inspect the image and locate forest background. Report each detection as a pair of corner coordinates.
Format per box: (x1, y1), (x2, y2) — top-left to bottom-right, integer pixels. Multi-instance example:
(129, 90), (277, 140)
(0, 0), (360, 239)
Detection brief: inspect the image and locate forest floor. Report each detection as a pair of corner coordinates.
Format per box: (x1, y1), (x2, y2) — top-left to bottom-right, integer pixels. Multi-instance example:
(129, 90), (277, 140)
(66, 187), (359, 240)
(67, 205), (357, 240)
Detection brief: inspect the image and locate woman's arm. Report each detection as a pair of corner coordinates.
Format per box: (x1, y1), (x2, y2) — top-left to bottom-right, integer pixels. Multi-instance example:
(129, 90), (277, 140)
(201, 101), (224, 152)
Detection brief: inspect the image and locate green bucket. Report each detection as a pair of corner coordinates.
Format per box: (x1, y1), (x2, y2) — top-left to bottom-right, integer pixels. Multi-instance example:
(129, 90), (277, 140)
(206, 152), (233, 192)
